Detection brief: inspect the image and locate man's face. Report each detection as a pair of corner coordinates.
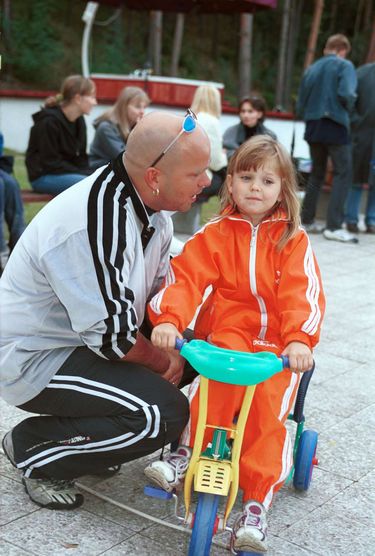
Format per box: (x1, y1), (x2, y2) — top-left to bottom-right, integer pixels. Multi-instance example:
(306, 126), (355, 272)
(158, 146), (211, 212)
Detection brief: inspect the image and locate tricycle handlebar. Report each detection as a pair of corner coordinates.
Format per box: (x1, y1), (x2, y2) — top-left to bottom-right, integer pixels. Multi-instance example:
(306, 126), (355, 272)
(175, 338), (289, 369)
(174, 338), (290, 386)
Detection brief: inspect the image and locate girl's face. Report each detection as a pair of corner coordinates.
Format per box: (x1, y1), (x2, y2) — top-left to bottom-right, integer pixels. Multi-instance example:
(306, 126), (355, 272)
(127, 100), (148, 127)
(77, 91), (97, 115)
(227, 162), (282, 225)
(239, 101), (263, 128)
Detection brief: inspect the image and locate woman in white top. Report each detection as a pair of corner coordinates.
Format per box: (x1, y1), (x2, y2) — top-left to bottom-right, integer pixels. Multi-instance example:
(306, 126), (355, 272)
(172, 85), (227, 236)
(190, 85), (227, 200)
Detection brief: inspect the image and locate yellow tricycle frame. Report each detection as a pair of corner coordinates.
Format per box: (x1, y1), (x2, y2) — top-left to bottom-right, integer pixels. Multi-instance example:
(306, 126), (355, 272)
(184, 376), (256, 529)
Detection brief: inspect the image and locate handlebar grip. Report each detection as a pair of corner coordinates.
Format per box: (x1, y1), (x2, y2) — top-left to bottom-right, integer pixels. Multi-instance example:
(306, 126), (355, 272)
(280, 355), (290, 368)
(175, 338), (187, 351)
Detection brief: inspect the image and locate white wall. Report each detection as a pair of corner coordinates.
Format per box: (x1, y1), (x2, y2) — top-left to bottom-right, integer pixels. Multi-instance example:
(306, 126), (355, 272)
(0, 97), (310, 159)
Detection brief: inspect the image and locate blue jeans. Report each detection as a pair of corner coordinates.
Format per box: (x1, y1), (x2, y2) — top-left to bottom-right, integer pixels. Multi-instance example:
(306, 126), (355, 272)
(302, 143), (352, 231)
(345, 184), (375, 226)
(32, 173), (88, 195)
(0, 169), (26, 251)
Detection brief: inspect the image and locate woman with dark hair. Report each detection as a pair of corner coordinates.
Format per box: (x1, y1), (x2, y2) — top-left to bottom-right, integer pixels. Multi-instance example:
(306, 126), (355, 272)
(223, 94), (276, 160)
(89, 86), (150, 170)
(26, 75), (97, 195)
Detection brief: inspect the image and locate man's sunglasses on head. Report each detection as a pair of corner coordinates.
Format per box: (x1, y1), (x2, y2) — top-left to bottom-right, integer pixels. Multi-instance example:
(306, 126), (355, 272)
(150, 109), (197, 167)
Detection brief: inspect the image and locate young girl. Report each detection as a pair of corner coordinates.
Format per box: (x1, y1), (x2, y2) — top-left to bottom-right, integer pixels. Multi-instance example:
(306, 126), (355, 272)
(145, 135), (325, 553)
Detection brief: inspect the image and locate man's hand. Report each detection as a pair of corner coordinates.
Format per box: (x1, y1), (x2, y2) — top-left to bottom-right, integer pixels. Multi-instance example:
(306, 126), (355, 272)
(282, 341), (313, 373)
(160, 350), (185, 386)
(151, 323), (182, 350)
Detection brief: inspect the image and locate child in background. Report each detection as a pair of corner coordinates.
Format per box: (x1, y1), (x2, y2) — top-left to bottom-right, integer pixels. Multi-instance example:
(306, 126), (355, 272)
(145, 135), (325, 553)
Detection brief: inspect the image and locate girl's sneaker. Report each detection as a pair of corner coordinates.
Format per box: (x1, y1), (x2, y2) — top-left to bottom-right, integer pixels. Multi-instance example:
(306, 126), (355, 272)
(232, 500), (268, 553)
(144, 446), (191, 492)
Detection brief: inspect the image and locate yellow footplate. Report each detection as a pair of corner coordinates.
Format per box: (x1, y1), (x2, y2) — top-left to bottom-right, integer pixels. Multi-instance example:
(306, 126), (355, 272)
(194, 458), (232, 495)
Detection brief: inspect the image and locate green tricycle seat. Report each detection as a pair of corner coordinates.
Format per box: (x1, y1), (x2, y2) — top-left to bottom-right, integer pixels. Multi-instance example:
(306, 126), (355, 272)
(180, 339), (285, 385)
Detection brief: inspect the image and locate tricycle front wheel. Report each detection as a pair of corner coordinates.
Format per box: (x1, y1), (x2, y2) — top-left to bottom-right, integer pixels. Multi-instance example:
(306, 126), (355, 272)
(188, 493), (219, 556)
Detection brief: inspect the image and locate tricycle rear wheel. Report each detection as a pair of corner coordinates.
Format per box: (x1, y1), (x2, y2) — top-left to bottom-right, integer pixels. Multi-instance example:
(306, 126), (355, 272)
(293, 429), (318, 491)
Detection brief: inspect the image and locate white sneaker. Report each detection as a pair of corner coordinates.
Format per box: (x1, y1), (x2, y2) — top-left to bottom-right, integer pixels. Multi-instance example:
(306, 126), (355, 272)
(144, 446), (191, 492)
(232, 500), (268, 553)
(303, 222), (324, 234)
(323, 228), (359, 243)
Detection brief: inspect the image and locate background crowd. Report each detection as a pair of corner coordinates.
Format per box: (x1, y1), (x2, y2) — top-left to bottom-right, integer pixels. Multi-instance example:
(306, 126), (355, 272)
(0, 33), (374, 274)
(0, 30), (373, 554)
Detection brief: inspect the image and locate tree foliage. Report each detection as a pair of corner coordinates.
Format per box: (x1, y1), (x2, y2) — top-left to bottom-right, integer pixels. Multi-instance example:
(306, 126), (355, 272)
(5, 0), (64, 84)
(1, 0), (373, 108)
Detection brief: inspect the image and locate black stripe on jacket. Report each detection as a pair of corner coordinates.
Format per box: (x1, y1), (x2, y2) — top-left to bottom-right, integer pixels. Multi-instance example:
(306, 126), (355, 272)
(87, 160), (144, 359)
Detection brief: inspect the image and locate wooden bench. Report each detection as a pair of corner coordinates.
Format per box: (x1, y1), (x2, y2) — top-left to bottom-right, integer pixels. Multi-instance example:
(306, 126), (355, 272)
(21, 189), (55, 203)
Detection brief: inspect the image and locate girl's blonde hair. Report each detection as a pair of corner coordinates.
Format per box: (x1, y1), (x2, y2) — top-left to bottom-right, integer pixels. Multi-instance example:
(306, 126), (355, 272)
(45, 75), (95, 108)
(95, 86), (150, 141)
(219, 135), (301, 249)
(191, 85), (222, 118)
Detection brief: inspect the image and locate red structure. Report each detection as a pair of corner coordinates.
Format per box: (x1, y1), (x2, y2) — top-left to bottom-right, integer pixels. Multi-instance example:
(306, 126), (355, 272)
(91, 74), (224, 107)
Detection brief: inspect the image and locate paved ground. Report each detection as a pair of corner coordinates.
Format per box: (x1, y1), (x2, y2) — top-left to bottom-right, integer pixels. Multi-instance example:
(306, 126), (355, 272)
(1, 227), (374, 555)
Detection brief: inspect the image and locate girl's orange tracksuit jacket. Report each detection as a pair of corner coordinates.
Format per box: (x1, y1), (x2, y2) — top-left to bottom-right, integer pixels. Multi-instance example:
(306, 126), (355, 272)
(148, 209), (325, 508)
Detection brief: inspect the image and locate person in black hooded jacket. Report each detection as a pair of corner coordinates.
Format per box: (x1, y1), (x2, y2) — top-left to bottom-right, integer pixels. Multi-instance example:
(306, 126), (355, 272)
(26, 75), (97, 195)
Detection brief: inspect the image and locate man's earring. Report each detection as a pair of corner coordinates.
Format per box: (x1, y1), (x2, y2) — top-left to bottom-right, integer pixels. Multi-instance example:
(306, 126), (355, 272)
(152, 188), (160, 196)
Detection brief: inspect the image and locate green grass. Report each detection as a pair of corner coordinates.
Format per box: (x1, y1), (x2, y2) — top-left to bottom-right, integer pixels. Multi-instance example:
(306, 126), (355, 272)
(201, 197), (220, 224)
(7, 149), (219, 226)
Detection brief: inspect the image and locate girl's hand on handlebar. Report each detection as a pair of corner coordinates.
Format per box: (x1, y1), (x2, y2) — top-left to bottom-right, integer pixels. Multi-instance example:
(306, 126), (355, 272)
(282, 341), (313, 373)
(151, 323), (183, 350)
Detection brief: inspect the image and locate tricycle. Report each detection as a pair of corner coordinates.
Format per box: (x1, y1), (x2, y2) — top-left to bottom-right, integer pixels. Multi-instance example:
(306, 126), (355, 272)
(145, 339), (318, 555)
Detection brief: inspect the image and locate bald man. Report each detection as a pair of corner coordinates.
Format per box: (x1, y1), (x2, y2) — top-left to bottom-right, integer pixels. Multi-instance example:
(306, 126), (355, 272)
(0, 111), (211, 511)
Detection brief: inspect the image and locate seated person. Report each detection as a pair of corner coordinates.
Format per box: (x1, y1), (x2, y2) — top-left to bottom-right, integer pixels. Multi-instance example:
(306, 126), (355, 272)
(0, 132), (26, 273)
(172, 85), (227, 235)
(89, 86), (150, 170)
(223, 93), (276, 160)
(190, 84), (227, 201)
(26, 75), (97, 195)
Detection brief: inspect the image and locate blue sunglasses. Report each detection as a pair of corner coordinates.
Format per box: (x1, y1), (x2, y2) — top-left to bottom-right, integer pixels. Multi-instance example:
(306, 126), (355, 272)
(150, 109), (197, 167)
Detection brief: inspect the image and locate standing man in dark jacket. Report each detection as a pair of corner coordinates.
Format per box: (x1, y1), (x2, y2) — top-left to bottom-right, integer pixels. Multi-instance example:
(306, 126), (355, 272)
(345, 62), (375, 234)
(297, 34), (358, 243)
